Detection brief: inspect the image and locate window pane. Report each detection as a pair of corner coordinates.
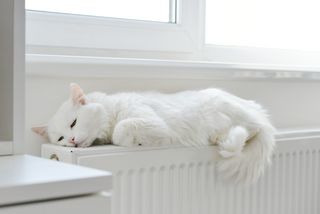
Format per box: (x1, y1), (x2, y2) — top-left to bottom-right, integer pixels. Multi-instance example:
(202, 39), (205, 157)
(206, 0), (320, 51)
(26, 0), (174, 23)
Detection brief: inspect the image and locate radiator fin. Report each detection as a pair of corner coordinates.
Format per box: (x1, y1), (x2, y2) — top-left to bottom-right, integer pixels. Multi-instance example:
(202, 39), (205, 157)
(109, 148), (320, 214)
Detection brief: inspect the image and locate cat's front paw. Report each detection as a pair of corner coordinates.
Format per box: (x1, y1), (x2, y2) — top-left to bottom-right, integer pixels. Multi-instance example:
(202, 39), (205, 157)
(112, 118), (171, 147)
(112, 120), (136, 147)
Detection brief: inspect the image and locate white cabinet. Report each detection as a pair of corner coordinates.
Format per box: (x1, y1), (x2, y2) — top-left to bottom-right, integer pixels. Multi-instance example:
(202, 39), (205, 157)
(0, 155), (112, 214)
(1, 193), (110, 214)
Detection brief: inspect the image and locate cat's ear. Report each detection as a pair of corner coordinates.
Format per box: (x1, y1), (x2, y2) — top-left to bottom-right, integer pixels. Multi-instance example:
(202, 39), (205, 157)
(70, 83), (87, 105)
(32, 126), (48, 139)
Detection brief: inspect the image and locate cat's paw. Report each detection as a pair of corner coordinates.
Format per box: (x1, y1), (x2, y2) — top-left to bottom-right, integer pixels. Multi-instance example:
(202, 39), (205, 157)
(112, 120), (136, 147)
(218, 126), (248, 158)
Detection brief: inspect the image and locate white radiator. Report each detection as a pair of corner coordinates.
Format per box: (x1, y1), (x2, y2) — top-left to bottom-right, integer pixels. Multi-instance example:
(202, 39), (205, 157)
(42, 130), (320, 214)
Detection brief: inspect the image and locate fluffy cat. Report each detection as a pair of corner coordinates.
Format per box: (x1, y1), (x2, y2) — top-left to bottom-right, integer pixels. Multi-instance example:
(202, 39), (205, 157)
(33, 83), (275, 183)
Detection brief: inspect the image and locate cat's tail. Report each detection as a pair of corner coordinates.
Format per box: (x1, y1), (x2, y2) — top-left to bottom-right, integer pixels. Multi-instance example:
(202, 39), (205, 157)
(217, 125), (275, 184)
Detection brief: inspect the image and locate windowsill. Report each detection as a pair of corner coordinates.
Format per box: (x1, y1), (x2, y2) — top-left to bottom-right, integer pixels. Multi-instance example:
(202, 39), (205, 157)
(26, 54), (320, 80)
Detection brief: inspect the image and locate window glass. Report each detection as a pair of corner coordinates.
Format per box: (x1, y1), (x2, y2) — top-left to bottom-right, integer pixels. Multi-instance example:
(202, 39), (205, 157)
(206, 0), (320, 51)
(26, 0), (175, 23)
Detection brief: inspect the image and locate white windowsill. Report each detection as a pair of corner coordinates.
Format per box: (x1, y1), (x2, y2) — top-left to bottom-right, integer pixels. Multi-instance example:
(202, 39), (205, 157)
(26, 54), (320, 80)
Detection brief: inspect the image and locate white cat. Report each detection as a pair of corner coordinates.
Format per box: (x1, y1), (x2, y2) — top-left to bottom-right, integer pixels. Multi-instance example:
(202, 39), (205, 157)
(33, 83), (275, 182)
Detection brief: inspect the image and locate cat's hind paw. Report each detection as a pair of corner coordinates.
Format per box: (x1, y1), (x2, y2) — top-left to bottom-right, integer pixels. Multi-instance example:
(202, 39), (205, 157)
(218, 126), (248, 158)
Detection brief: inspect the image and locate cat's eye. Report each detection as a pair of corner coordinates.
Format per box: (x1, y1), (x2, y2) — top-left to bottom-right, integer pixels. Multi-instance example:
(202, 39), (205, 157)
(58, 136), (64, 142)
(70, 119), (77, 128)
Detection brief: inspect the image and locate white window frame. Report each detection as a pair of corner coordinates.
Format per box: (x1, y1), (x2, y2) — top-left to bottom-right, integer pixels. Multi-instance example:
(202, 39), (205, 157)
(26, 0), (204, 53)
(26, 0), (320, 68)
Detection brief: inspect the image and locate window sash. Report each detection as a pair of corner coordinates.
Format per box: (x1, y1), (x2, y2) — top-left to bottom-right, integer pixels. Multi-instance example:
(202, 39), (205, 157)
(26, 0), (203, 53)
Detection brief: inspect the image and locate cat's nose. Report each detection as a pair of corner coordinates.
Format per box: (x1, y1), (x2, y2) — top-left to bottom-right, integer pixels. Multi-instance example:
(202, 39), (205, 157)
(69, 137), (76, 144)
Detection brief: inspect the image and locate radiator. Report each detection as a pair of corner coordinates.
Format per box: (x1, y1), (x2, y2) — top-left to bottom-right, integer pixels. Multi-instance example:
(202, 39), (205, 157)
(42, 130), (320, 214)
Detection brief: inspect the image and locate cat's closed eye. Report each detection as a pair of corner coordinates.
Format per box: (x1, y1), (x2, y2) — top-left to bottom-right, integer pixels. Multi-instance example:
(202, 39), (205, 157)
(58, 136), (64, 142)
(70, 119), (77, 128)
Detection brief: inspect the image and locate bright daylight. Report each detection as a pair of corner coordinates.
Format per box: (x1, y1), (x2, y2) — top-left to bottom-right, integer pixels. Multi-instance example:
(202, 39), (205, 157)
(1, 0), (320, 214)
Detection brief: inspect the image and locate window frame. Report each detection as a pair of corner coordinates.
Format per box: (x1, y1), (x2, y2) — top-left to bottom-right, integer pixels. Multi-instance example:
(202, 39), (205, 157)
(26, 0), (320, 68)
(26, 0), (204, 53)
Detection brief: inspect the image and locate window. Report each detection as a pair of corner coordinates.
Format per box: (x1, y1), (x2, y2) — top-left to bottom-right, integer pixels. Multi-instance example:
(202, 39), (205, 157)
(204, 0), (320, 66)
(26, 0), (320, 66)
(26, 0), (176, 23)
(26, 0), (201, 54)
(206, 0), (320, 51)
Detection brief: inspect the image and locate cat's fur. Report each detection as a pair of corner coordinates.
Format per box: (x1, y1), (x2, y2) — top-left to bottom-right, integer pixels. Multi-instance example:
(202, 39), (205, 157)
(33, 83), (275, 183)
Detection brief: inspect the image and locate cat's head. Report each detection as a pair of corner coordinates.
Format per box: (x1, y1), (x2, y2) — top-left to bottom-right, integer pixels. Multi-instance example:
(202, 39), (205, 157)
(32, 83), (106, 147)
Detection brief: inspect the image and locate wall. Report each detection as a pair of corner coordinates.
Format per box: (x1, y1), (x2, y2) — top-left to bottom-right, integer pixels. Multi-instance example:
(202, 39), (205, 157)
(0, 0), (15, 142)
(0, 0), (25, 154)
(25, 57), (320, 156)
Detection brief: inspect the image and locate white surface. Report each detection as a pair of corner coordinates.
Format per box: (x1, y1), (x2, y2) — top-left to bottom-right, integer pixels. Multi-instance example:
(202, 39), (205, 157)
(26, 54), (320, 79)
(0, 155), (112, 206)
(1, 193), (111, 214)
(41, 130), (320, 214)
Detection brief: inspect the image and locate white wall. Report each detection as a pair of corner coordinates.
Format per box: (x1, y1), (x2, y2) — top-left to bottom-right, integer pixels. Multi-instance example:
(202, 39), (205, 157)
(25, 58), (320, 156)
